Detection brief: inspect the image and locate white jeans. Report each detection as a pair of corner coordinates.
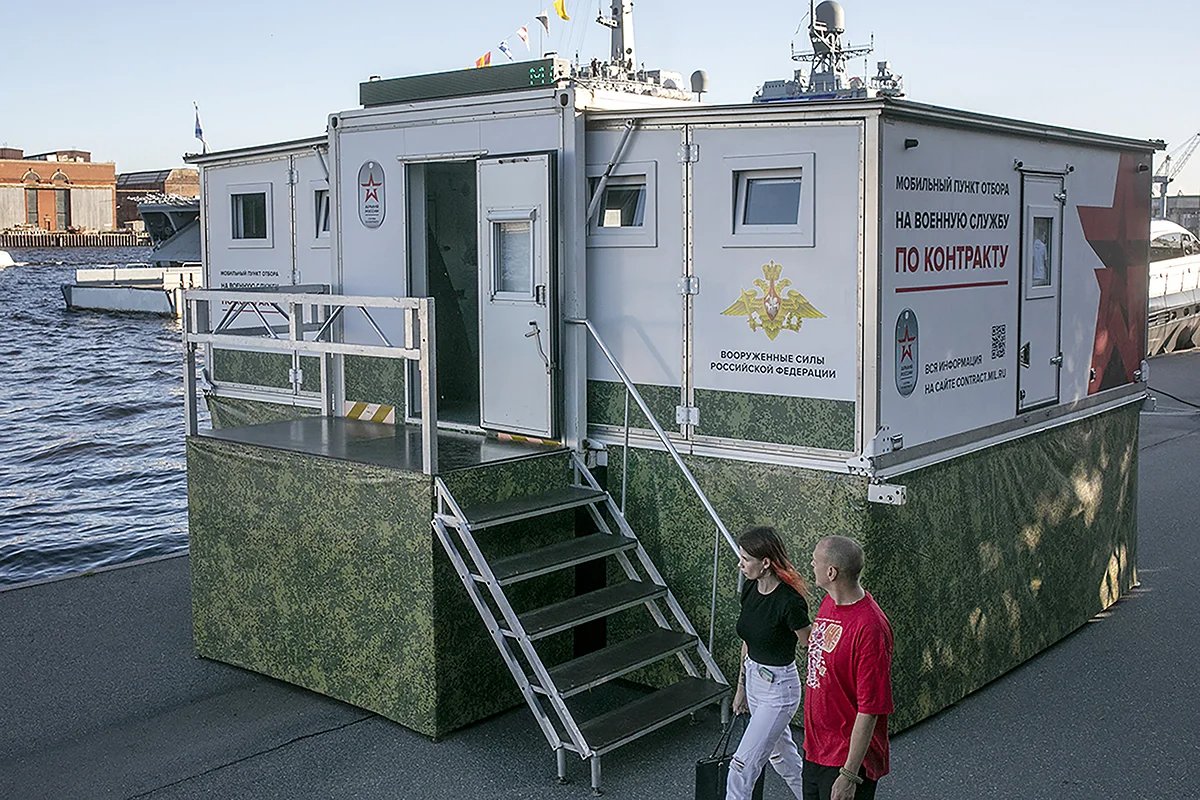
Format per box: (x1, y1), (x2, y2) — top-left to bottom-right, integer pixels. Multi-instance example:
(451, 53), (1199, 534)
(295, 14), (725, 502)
(726, 657), (805, 800)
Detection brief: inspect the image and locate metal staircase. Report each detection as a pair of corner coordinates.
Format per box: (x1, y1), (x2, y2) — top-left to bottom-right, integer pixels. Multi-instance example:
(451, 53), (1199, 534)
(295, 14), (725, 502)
(432, 452), (729, 793)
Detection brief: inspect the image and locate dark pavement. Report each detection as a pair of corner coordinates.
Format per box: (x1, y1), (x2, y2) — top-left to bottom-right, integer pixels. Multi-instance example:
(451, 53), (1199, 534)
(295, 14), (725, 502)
(2, 353), (1198, 799)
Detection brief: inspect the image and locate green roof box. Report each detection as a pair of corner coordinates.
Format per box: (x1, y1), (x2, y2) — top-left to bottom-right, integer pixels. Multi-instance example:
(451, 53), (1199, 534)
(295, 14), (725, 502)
(360, 58), (571, 107)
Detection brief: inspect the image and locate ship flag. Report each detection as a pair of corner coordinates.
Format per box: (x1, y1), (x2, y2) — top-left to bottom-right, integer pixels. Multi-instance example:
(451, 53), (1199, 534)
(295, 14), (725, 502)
(516, 25), (530, 49)
(474, 51), (492, 68)
(193, 102), (207, 154)
(536, 10), (550, 33)
(498, 40), (513, 60)
(553, 0), (569, 21)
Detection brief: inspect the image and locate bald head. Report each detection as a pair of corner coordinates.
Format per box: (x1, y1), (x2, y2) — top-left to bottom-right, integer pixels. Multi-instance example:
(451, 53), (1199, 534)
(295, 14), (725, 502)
(818, 535), (864, 581)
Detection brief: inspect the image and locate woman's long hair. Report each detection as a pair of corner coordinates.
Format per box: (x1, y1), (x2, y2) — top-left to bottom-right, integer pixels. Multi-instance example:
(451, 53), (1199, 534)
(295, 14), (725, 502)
(738, 525), (809, 598)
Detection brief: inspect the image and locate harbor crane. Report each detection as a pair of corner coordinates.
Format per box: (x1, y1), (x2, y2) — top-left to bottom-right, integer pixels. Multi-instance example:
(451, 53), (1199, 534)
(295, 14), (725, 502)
(1154, 132), (1200, 218)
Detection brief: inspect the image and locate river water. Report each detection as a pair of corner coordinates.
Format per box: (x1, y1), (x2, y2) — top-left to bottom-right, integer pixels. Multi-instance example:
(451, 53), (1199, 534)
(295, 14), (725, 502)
(0, 247), (196, 587)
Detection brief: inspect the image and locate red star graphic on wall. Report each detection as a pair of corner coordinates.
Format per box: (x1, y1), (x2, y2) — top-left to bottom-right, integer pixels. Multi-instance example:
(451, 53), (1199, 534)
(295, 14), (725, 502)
(897, 325), (916, 362)
(361, 174), (381, 203)
(1076, 153), (1150, 393)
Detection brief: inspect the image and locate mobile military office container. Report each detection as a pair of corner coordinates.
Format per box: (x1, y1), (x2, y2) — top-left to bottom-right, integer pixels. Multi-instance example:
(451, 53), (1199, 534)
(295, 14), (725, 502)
(184, 57), (1153, 789)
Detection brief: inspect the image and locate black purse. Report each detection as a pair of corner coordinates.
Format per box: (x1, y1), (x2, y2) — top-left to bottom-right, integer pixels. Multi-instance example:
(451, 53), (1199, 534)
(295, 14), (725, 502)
(694, 715), (766, 800)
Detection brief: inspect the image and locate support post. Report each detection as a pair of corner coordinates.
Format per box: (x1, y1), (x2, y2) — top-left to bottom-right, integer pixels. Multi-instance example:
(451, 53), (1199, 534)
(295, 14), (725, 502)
(590, 756), (602, 795)
(556, 749), (568, 784)
(419, 299), (438, 475)
(182, 296), (204, 437)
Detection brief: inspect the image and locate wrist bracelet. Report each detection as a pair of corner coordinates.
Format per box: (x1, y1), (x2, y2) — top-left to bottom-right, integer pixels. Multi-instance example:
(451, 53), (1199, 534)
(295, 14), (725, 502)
(838, 767), (864, 785)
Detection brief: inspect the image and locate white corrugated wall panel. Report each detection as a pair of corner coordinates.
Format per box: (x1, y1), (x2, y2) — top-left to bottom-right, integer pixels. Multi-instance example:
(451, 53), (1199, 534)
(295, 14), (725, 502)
(0, 187), (25, 228)
(70, 187), (115, 231)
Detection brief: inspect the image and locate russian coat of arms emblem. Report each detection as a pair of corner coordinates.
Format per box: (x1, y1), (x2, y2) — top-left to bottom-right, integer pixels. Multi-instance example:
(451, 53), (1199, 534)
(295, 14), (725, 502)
(721, 260), (825, 340)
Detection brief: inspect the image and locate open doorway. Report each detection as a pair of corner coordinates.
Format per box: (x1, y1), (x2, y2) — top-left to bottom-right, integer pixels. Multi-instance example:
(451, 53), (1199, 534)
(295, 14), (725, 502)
(407, 161), (481, 428)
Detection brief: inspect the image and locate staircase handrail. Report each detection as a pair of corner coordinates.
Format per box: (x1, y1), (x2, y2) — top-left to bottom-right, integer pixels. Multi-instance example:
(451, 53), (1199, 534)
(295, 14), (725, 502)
(568, 318), (738, 559)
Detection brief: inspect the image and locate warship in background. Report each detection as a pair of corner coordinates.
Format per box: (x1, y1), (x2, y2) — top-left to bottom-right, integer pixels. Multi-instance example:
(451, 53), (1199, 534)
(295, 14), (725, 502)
(753, 0), (903, 103)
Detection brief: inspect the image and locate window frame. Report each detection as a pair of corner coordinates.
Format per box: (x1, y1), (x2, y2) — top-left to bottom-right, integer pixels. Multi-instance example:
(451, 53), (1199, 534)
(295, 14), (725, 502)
(487, 207), (538, 302)
(724, 153), (816, 248)
(1024, 205), (1059, 301)
(228, 182), (273, 248)
(311, 181), (331, 248)
(586, 160), (658, 248)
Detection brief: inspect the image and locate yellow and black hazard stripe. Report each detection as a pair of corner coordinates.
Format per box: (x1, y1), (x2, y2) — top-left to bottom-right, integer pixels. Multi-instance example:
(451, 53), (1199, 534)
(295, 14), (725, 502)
(492, 431), (562, 447)
(344, 401), (397, 424)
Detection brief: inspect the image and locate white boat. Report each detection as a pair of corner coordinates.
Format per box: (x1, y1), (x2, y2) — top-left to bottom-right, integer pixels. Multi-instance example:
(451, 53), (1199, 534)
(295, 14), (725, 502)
(0, 250), (14, 268)
(60, 194), (201, 316)
(1148, 219), (1200, 354)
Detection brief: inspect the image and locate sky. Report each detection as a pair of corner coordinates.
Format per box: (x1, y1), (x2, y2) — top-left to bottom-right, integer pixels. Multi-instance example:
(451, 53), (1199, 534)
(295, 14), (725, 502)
(4, 0), (1199, 194)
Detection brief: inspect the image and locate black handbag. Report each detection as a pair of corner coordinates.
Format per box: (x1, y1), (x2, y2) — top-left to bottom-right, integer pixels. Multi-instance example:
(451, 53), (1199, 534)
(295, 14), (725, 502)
(694, 715), (766, 800)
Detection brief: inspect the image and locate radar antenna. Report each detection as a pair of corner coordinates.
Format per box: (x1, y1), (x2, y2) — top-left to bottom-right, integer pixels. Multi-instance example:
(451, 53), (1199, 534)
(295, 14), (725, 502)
(790, 0), (874, 93)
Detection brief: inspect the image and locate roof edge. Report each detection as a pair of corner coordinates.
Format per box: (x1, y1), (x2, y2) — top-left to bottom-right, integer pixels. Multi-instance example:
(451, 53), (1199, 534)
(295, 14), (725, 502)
(185, 135), (327, 165)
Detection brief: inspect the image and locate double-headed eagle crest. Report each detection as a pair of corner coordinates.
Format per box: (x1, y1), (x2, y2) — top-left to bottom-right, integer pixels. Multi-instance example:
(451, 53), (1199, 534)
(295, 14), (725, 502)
(721, 261), (825, 340)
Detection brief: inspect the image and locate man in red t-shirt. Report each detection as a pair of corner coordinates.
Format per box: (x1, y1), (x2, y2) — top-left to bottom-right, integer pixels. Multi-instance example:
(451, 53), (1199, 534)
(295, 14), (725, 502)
(802, 535), (894, 800)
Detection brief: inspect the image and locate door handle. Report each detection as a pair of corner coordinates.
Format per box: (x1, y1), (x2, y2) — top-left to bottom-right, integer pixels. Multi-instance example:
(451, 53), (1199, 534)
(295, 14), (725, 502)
(526, 321), (551, 374)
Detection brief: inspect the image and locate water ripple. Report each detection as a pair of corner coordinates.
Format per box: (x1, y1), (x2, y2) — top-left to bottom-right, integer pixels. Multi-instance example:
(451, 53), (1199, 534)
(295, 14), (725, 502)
(0, 247), (195, 587)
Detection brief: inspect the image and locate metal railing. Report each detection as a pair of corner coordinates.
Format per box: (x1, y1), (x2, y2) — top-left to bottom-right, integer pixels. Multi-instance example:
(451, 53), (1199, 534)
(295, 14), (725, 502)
(182, 288), (438, 474)
(567, 317), (739, 653)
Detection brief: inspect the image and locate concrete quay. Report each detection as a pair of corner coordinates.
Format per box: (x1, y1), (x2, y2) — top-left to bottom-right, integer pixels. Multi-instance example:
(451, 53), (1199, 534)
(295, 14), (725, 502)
(3, 354), (1199, 799)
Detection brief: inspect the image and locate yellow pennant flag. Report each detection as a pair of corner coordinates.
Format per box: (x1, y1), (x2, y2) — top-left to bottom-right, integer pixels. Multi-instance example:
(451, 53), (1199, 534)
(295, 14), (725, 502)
(553, 0), (569, 21)
(474, 51), (492, 68)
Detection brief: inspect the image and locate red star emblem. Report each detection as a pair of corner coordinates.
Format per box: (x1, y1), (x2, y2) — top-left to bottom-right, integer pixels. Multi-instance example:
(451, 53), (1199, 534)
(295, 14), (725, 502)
(1077, 153), (1150, 393)
(897, 325), (916, 362)
(361, 174), (381, 203)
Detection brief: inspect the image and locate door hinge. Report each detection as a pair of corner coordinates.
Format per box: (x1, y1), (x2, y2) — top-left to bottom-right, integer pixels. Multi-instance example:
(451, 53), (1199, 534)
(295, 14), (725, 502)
(677, 275), (700, 295)
(1054, 191), (1067, 205)
(868, 482), (907, 506)
(287, 168), (299, 186)
(675, 405), (699, 426)
(678, 143), (700, 163)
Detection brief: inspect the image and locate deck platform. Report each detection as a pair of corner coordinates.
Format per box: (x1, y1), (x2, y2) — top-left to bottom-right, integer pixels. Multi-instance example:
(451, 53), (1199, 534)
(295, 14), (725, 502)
(202, 416), (562, 474)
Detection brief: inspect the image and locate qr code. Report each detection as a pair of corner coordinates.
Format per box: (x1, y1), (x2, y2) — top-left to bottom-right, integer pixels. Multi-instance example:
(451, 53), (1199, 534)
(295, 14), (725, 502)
(991, 324), (1006, 360)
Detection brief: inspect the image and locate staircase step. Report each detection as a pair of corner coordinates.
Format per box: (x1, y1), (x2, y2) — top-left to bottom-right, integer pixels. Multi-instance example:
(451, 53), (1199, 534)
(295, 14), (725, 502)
(548, 629), (698, 697)
(575, 677), (729, 755)
(460, 486), (607, 530)
(491, 533), (639, 585)
(519, 581), (665, 640)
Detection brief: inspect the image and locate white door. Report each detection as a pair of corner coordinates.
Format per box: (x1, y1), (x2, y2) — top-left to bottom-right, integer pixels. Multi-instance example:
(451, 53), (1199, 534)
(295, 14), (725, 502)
(1017, 175), (1064, 411)
(477, 155), (555, 437)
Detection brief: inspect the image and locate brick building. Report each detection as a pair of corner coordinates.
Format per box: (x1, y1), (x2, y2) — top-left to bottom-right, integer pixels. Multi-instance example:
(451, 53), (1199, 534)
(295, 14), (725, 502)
(0, 148), (117, 232)
(116, 169), (200, 227)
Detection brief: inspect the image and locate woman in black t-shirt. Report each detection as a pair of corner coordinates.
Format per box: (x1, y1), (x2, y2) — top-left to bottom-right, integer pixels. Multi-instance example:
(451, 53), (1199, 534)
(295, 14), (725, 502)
(726, 526), (811, 800)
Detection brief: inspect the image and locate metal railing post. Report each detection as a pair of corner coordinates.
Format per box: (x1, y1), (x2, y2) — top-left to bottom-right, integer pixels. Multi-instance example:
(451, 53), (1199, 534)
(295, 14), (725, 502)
(183, 297), (198, 437)
(419, 298), (438, 475)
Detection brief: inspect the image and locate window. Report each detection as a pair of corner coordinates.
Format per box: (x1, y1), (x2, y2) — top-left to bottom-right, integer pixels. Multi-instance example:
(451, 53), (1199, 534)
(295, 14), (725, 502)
(25, 189), (38, 226)
(493, 219), (534, 296)
(585, 160), (657, 248)
(232, 192), (267, 239)
(590, 177), (646, 228)
(742, 176), (802, 225)
(725, 153), (815, 247)
(1031, 217), (1053, 287)
(55, 189), (70, 230)
(315, 189), (330, 238)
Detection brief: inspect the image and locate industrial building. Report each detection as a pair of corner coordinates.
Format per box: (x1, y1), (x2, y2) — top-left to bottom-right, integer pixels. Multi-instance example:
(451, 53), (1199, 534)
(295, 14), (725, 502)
(0, 148), (117, 232)
(1164, 194), (1200, 237)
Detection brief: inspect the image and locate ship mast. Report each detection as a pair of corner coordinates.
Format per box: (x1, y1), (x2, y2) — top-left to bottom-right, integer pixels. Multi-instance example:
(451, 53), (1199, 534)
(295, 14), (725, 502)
(598, 0), (636, 72)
